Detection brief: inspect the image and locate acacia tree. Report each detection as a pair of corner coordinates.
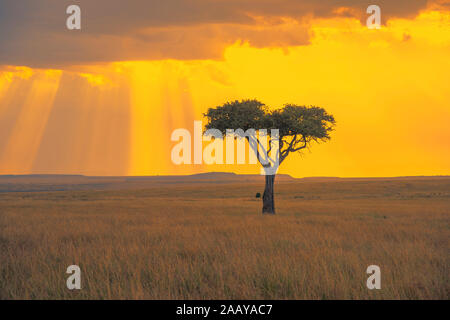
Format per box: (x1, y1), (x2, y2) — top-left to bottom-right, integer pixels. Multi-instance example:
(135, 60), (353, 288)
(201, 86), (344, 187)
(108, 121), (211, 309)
(204, 99), (335, 214)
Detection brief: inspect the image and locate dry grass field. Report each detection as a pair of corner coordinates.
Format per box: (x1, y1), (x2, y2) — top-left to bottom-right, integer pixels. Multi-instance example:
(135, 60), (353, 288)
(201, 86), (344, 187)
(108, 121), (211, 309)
(0, 175), (448, 299)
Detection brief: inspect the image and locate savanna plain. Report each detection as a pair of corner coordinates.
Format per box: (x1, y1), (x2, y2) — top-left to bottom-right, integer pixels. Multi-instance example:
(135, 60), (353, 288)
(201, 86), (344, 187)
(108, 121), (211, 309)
(0, 174), (448, 299)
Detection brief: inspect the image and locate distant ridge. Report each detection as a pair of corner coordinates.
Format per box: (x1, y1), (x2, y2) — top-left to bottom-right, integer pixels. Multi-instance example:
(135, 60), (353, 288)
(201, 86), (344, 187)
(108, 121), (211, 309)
(0, 173), (448, 180)
(0, 174), (85, 179)
(0, 172), (295, 193)
(0, 173), (448, 193)
(0, 172), (294, 180)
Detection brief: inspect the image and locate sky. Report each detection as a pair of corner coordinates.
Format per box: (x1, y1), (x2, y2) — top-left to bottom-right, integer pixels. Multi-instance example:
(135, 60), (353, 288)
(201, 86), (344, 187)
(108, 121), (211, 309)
(0, 0), (449, 177)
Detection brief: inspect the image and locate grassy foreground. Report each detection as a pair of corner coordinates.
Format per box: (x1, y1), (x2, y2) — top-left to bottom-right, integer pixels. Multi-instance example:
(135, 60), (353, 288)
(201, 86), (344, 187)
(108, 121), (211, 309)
(0, 177), (448, 299)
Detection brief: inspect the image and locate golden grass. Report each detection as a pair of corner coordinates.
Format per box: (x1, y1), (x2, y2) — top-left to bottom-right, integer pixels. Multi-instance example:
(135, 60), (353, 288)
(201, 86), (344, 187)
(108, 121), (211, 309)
(0, 177), (449, 299)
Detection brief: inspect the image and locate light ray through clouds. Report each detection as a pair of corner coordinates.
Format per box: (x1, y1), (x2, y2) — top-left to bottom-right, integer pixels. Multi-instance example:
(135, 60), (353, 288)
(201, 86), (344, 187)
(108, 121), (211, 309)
(0, 9), (449, 177)
(0, 70), (61, 173)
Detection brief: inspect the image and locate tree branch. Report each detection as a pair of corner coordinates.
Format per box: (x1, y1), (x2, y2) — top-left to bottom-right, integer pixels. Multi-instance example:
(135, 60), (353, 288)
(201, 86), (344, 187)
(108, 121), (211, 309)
(246, 136), (271, 168)
(279, 134), (308, 164)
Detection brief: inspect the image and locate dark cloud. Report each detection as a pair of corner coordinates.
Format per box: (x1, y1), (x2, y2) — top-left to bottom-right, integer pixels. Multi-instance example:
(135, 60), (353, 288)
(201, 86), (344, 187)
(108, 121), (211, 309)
(0, 0), (430, 67)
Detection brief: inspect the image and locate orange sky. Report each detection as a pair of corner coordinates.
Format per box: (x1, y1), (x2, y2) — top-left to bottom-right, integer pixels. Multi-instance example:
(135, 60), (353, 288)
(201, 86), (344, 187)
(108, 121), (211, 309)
(0, 5), (449, 177)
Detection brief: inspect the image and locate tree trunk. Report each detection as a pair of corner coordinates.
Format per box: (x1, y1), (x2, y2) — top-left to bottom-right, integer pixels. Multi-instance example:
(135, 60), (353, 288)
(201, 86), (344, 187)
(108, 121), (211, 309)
(262, 174), (276, 214)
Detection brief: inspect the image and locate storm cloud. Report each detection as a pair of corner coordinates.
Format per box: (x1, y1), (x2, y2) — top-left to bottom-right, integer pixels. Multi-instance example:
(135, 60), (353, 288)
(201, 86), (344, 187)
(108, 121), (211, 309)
(0, 0), (431, 67)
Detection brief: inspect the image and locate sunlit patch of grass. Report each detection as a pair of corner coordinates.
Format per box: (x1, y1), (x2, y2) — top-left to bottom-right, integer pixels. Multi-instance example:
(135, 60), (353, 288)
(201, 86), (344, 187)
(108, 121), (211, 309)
(0, 178), (448, 299)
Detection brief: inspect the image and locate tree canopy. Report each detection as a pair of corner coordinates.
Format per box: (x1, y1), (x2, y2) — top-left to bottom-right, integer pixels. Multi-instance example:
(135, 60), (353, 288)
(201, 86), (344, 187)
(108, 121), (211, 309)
(204, 99), (336, 167)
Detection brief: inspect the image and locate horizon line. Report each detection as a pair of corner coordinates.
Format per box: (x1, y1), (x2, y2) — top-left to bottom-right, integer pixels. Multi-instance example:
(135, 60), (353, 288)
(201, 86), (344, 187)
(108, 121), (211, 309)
(0, 172), (449, 179)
